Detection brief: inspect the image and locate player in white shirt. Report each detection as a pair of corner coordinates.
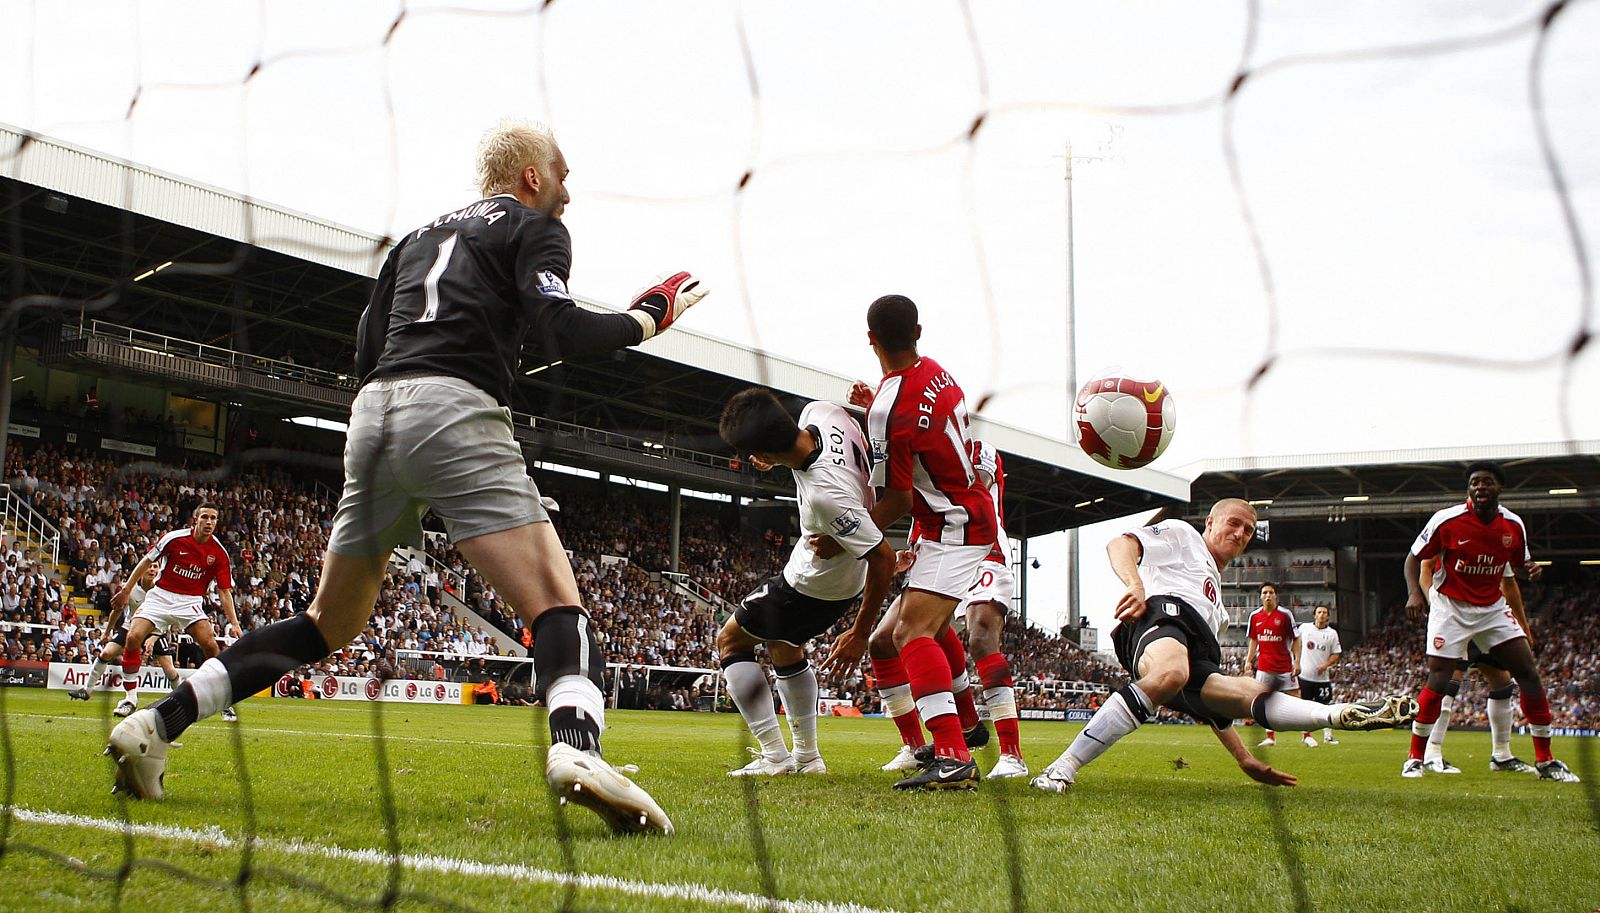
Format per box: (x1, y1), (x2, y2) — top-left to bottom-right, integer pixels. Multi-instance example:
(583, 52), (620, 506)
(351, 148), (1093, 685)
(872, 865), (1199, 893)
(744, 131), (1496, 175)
(67, 567), (182, 712)
(715, 389), (898, 776)
(1032, 500), (1416, 792)
(1295, 606), (1343, 745)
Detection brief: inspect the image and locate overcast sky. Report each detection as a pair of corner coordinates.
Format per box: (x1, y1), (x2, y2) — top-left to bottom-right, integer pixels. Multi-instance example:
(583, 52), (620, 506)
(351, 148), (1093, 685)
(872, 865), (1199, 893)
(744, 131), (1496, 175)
(3, 0), (1597, 637)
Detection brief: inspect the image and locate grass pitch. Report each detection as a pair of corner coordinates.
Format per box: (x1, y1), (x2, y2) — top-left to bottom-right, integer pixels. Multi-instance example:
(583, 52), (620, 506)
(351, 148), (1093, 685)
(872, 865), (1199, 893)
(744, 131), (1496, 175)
(0, 689), (1596, 913)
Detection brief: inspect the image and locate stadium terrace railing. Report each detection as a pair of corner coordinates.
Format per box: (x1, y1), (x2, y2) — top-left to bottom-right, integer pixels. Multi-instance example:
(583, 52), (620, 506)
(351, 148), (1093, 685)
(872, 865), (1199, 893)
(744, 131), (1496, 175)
(67, 319), (361, 391)
(658, 571), (737, 619)
(66, 321), (772, 489)
(516, 413), (767, 482)
(0, 483), (62, 566)
(393, 649), (721, 707)
(1021, 679), (1111, 698)
(62, 319), (785, 489)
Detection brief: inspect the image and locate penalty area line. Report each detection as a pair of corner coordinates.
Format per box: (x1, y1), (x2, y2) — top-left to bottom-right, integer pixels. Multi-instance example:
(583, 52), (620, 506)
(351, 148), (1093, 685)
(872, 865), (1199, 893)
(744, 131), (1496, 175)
(7, 807), (914, 913)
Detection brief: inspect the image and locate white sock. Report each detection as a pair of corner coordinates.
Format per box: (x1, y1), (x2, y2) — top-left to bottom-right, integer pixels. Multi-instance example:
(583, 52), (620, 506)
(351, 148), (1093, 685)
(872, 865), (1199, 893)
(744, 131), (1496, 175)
(187, 657), (234, 718)
(1063, 684), (1152, 772)
(1425, 696), (1454, 762)
(1254, 692), (1338, 730)
(725, 661), (788, 760)
(86, 658), (108, 689)
(880, 682), (916, 719)
(122, 663), (141, 703)
(775, 662), (819, 761)
(1324, 728), (1334, 740)
(1487, 695), (1514, 761)
(981, 686), (1018, 723)
(546, 673), (607, 749)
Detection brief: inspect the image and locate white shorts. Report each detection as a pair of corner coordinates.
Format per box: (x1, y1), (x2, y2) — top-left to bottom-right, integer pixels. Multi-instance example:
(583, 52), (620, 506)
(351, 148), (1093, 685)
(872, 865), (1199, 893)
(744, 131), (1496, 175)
(953, 560), (1015, 632)
(905, 539), (991, 602)
(1425, 590), (1524, 660)
(132, 587), (208, 633)
(1254, 669), (1300, 692)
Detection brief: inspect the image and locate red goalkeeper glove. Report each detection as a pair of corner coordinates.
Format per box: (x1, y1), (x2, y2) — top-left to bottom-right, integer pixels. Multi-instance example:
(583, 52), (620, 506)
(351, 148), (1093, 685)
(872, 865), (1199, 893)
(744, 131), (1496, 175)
(627, 271), (708, 340)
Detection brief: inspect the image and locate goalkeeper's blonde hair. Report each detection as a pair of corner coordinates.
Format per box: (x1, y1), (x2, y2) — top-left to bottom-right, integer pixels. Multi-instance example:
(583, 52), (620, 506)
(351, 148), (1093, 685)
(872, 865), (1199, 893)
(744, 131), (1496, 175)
(476, 119), (560, 198)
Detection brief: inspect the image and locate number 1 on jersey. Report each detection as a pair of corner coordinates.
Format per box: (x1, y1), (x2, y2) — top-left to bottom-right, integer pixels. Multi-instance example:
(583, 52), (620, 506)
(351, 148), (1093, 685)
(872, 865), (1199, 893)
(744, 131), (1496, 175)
(420, 232), (459, 323)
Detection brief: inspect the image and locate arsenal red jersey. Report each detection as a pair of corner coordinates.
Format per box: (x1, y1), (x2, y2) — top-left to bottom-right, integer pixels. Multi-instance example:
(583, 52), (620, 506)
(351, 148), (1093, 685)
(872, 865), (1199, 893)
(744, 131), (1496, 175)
(1248, 607), (1297, 674)
(1411, 503), (1528, 606)
(866, 357), (998, 547)
(146, 527), (234, 597)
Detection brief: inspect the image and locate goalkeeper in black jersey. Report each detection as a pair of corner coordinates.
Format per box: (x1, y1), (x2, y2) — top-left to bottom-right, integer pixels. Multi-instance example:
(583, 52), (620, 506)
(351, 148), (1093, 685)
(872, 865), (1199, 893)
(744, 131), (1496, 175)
(110, 119), (706, 834)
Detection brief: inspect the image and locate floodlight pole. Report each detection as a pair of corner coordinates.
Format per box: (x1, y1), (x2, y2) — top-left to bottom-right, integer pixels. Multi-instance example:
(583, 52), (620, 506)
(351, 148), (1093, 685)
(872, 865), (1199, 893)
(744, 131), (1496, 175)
(1064, 141), (1081, 635)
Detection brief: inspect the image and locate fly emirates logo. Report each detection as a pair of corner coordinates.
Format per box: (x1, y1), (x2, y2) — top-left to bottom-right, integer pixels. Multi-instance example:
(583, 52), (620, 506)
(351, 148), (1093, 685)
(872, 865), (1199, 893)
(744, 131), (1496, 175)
(171, 564), (205, 580)
(1453, 554), (1505, 576)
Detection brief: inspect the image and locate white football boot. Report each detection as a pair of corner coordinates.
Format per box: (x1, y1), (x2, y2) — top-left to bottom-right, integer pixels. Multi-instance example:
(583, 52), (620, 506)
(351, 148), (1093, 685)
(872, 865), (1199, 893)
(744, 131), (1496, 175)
(880, 744), (922, 771)
(545, 742), (673, 835)
(987, 754), (1030, 780)
(106, 709), (169, 800)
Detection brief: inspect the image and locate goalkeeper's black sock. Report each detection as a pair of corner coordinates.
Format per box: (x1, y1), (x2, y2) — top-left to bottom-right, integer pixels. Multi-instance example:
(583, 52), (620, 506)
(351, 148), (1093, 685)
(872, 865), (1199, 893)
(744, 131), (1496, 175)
(153, 613), (330, 741)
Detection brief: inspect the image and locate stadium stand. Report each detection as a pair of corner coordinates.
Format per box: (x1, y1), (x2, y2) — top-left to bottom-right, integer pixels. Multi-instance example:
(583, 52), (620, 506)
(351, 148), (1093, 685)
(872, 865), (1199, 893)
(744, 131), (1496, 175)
(8, 433), (1591, 723)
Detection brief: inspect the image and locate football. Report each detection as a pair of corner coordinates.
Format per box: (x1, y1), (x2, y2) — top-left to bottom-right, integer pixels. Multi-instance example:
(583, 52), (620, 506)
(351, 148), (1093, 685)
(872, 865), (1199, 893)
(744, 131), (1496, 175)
(1073, 372), (1176, 469)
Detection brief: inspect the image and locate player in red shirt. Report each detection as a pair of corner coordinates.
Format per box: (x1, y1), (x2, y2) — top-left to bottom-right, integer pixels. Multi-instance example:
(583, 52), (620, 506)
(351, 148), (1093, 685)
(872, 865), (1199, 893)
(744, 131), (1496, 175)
(818, 294), (999, 790)
(955, 439), (1027, 777)
(1244, 583), (1312, 748)
(1402, 462), (1578, 781)
(111, 503), (242, 722)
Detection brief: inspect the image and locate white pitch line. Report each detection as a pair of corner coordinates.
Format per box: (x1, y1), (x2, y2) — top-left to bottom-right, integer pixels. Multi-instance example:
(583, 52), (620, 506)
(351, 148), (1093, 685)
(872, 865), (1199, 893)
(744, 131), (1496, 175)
(8, 807), (913, 913)
(8, 713), (530, 749)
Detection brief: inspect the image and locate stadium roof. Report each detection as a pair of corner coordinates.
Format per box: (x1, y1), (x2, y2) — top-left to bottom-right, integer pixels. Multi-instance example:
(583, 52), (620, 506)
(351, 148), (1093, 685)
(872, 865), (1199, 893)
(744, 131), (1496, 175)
(1, 122), (1188, 534)
(1176, 442), (1600, 559)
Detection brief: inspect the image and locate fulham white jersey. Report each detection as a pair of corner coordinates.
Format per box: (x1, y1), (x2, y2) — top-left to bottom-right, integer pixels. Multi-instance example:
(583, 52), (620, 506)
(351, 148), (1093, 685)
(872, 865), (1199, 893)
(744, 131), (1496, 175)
(785, 401), (884, 600)
(1296, 622), (1342, 683)
(120, 584), (149, 631)
(972, 440), (1011, 563)
(1127, 520), (1227, 638)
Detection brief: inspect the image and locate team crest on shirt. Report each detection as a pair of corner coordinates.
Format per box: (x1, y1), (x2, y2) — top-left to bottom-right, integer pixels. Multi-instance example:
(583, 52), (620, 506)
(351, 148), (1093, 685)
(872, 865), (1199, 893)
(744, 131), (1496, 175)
(1204, 578), (1217, 603)
(831, 511), (862, 538)
(869, 437), (887, 465)
(205, 555), (215, 566)
(535, 270), (571, 300)
(1501, 534), (1514, 547)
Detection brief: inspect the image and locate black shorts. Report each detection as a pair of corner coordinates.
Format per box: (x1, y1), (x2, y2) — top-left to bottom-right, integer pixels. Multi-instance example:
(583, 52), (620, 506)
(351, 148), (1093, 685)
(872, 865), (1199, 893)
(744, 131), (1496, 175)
(1459, 642), (1509, 672)
(109, 628), (174, 656)
(734, 575), (859, 647)
(1302, 680), (1334, 704)
(1112, 595), (1233, 730)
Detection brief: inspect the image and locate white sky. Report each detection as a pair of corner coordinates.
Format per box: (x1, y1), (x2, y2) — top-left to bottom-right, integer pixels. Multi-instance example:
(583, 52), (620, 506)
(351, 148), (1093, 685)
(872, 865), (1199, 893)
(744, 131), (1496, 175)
(3, 0), (1598, 638)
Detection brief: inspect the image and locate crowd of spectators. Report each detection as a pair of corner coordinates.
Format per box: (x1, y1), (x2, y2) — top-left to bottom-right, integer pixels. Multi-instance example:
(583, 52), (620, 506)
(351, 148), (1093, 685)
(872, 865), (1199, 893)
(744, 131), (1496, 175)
(0, 441), (505, 680)
(6, 439), (1595, 727)
(1330, 581), (1599, 729)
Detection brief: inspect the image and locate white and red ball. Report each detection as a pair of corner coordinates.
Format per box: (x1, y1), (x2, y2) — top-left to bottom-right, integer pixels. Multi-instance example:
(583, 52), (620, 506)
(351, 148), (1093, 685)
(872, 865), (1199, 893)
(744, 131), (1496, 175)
(1073, 372), (1176, 470)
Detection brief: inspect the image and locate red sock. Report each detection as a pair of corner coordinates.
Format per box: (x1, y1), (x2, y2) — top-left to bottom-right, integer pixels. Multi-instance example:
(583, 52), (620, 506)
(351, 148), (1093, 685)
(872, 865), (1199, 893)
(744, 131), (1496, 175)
(121, 648), (142, 693)
(871, 656), (925, 748)
(937, 627), (980, 731)
(1520, 689), (1554, 763)
(975, 652), (1021, 757)
(1410, 686), (1444, 760)
(903, 636), (968, 762)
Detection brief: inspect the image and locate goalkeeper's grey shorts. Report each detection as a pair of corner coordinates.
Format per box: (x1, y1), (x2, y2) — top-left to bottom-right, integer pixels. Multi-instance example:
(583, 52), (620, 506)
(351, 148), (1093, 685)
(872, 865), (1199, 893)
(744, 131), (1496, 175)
(327, 374), (549, 556)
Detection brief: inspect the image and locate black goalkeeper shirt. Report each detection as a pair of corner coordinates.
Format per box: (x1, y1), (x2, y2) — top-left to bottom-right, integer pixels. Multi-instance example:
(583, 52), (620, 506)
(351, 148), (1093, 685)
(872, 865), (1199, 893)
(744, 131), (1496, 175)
(356, 195), (643, 407)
